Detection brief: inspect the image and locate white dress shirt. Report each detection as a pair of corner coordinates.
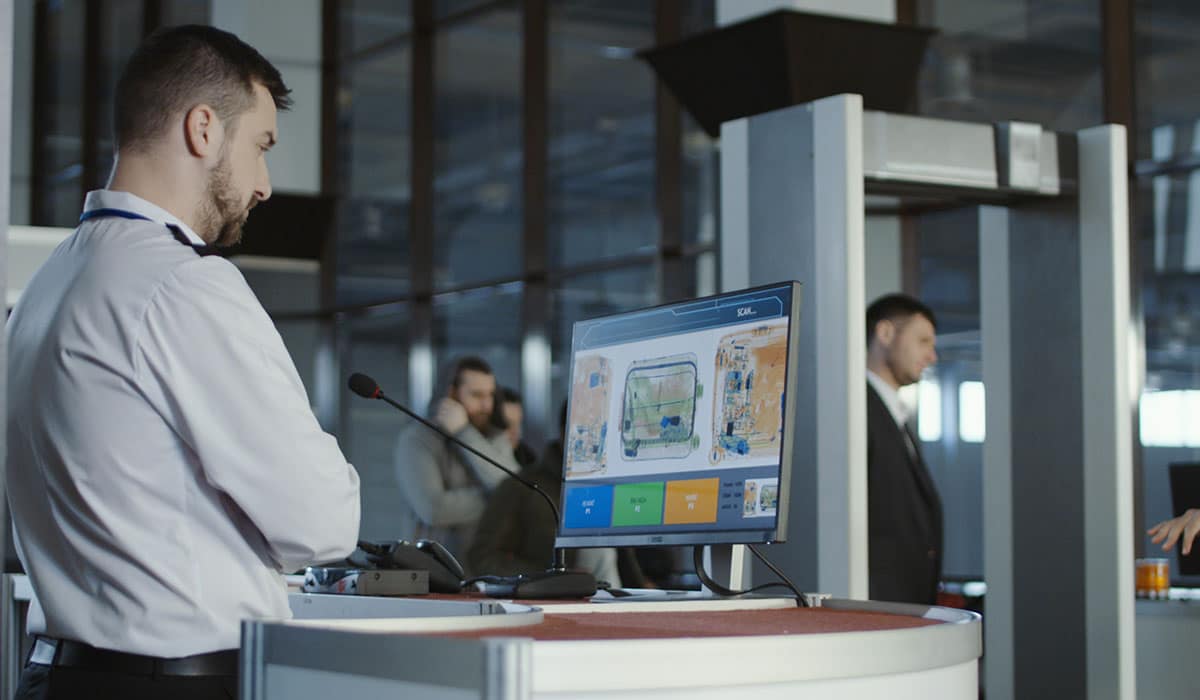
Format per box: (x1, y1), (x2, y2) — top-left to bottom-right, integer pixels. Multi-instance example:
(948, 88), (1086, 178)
(6, 190), (361, 656)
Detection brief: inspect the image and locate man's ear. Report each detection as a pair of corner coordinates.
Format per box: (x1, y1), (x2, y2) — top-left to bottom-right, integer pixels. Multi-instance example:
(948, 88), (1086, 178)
(874, 319), (896, 348)
(183, 103), (224, 160)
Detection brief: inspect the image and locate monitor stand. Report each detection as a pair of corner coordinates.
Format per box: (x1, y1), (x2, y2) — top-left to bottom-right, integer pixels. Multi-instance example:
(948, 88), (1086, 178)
(591, 545), (753, 603)
(728, 544), (748, 590)
(704, 544), (750, 591)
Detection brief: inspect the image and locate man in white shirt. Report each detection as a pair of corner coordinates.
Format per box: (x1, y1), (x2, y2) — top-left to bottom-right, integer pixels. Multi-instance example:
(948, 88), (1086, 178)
(7, 25), (361, 699)
(865, 294), (943, 604)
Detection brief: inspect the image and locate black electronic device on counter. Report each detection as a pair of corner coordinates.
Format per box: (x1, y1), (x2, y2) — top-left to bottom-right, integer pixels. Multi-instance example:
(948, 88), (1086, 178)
(302, 566), (430, 596)
(348, 539), (465, 593)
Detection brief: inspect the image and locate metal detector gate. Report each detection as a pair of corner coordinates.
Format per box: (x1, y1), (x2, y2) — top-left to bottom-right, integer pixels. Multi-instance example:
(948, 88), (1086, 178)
(721, 94), (1133, 700)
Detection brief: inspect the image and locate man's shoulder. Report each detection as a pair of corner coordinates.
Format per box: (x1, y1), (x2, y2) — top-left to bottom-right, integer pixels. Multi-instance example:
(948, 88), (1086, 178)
(865, 381), (887, 413)
(399, 420), (448, 452)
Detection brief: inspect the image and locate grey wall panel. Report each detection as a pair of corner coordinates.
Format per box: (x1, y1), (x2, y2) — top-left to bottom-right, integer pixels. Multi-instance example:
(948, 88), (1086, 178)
(1077, 125), (1135, 700)
(1007, 198), (1088, 700)
(980, 205), (1014, 700)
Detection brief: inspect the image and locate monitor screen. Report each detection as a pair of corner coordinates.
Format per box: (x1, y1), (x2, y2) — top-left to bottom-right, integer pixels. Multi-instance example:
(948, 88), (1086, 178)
(556, 281), (802, 548)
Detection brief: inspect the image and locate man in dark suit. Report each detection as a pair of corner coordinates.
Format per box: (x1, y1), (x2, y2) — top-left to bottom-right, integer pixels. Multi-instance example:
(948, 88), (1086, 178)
(865, 294), (943, 604)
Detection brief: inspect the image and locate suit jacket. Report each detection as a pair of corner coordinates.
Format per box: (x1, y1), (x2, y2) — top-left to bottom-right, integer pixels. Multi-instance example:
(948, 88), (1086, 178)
(866, 383), (944, 604)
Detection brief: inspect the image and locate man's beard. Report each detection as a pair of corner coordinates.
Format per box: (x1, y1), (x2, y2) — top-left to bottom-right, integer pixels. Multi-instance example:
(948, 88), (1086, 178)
(198, 153), (251, 247)
(469, 412), (493, 433)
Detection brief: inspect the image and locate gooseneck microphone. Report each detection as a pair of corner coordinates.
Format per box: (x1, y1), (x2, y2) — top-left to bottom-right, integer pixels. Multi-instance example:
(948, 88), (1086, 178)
(348, 372), (596, 598)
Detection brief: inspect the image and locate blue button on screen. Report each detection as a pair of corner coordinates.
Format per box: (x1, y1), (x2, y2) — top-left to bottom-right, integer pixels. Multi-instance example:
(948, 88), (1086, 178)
(563, 485), (614, 529)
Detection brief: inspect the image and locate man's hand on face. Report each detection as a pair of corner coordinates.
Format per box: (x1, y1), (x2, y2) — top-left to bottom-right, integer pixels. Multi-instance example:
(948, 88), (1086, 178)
(435, 397), (470, 434)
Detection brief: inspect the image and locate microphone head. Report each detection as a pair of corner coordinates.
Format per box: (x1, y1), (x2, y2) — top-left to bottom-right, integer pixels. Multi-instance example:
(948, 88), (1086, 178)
(348, 373), (381, 399)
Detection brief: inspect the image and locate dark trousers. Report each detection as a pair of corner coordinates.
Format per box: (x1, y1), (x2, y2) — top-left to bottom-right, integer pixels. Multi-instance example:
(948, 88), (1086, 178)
(15, 662), (237, 700)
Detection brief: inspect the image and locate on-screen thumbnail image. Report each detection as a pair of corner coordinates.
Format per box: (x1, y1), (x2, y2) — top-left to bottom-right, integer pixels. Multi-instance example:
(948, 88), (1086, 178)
(566, 355), (611, 477)
(710, 322), (788, 465)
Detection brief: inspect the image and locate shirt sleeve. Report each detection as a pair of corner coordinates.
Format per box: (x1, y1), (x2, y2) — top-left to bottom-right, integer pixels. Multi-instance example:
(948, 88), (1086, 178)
(133, 259), (361, 572)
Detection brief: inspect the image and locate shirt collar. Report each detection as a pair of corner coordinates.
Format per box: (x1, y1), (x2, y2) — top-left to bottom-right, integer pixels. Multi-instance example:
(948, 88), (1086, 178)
(82, 190), (207, 246)
(867, 369), (911, 428)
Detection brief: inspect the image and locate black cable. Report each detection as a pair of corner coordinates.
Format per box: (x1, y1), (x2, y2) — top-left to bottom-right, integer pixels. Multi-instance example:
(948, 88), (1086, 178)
(691, 546), (809, 607)
(747, 544), (806, 604)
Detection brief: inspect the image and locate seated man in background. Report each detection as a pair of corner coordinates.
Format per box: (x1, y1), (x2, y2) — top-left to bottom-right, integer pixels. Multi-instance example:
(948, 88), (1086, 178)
(468, 404), (644, 588)
(394, 356), (519, 567)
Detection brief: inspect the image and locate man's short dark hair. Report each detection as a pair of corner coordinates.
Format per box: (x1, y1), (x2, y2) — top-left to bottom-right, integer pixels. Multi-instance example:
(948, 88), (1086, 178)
(449, 356), (494, 389)
(115, 24), (292, 153)
(866, 294), (937, 346)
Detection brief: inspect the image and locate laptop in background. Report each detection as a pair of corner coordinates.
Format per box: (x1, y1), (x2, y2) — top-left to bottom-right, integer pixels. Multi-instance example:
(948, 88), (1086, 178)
(1168, 463), (1200, 578)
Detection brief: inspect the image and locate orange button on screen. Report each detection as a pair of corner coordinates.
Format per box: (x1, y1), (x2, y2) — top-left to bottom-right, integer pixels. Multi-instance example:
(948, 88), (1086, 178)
(663, 478), (719, 524)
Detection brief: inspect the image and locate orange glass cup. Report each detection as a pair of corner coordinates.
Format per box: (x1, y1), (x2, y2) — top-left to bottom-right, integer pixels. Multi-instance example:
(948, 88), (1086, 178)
(1135, 558), (1170, 599)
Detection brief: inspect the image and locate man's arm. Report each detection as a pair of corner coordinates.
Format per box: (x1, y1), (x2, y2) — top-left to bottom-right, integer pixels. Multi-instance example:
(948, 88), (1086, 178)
(135, 260), (360, 572)
(395, 426), (490, 528)
(449, 424), (517, 491)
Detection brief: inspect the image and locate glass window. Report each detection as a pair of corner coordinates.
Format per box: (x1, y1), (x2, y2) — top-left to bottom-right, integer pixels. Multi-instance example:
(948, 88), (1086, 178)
(1135, 2), (1200, 162)
(679, 251), (718, 300)
(547, 1), (656, 268)
(432, 3), (523, 289)
(431, 282), (524, 399)
(338, 309), (413, 541)
(958, 381), (986, 443)
(916, 0), (1102, 132)
(681, 121), (718, 249)
(336, 34), (412, 305)
(1141, 391), (1200, 448)
(93, 1), (150, 193)
(549, 264), (658, 417)
(341, 0), (412, 58)
(918, 378), (943, 443)
(36, 2), (86, 227)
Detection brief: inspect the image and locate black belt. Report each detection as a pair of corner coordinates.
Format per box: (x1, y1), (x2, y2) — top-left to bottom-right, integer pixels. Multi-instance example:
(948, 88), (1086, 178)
(30, 638), (238, 677)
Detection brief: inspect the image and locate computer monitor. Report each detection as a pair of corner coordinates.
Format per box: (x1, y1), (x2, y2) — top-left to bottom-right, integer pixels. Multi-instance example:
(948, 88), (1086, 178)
(556, 281), (802, 548)
(1168, 463), (1200, 577)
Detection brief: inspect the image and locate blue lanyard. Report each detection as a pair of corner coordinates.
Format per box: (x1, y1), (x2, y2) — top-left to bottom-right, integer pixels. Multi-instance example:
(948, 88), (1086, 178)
(78, 207), (219, 257)
(78, 208), (152, 224)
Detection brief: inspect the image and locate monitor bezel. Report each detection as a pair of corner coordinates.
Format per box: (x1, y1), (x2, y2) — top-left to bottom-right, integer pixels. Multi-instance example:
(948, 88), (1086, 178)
(555, 280), (802, 549)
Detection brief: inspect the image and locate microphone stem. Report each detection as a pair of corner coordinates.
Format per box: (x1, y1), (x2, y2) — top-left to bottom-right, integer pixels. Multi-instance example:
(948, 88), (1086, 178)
(377, 392), (568, 572)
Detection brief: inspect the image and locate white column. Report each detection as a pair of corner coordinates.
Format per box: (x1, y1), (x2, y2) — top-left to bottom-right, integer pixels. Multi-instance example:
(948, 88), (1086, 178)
(1078, 124), (1135, 700)
(210, 0), (322, 195)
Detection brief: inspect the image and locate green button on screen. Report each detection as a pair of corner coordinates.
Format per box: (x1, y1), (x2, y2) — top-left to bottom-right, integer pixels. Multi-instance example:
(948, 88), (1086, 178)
(611, 482), (665, 526)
